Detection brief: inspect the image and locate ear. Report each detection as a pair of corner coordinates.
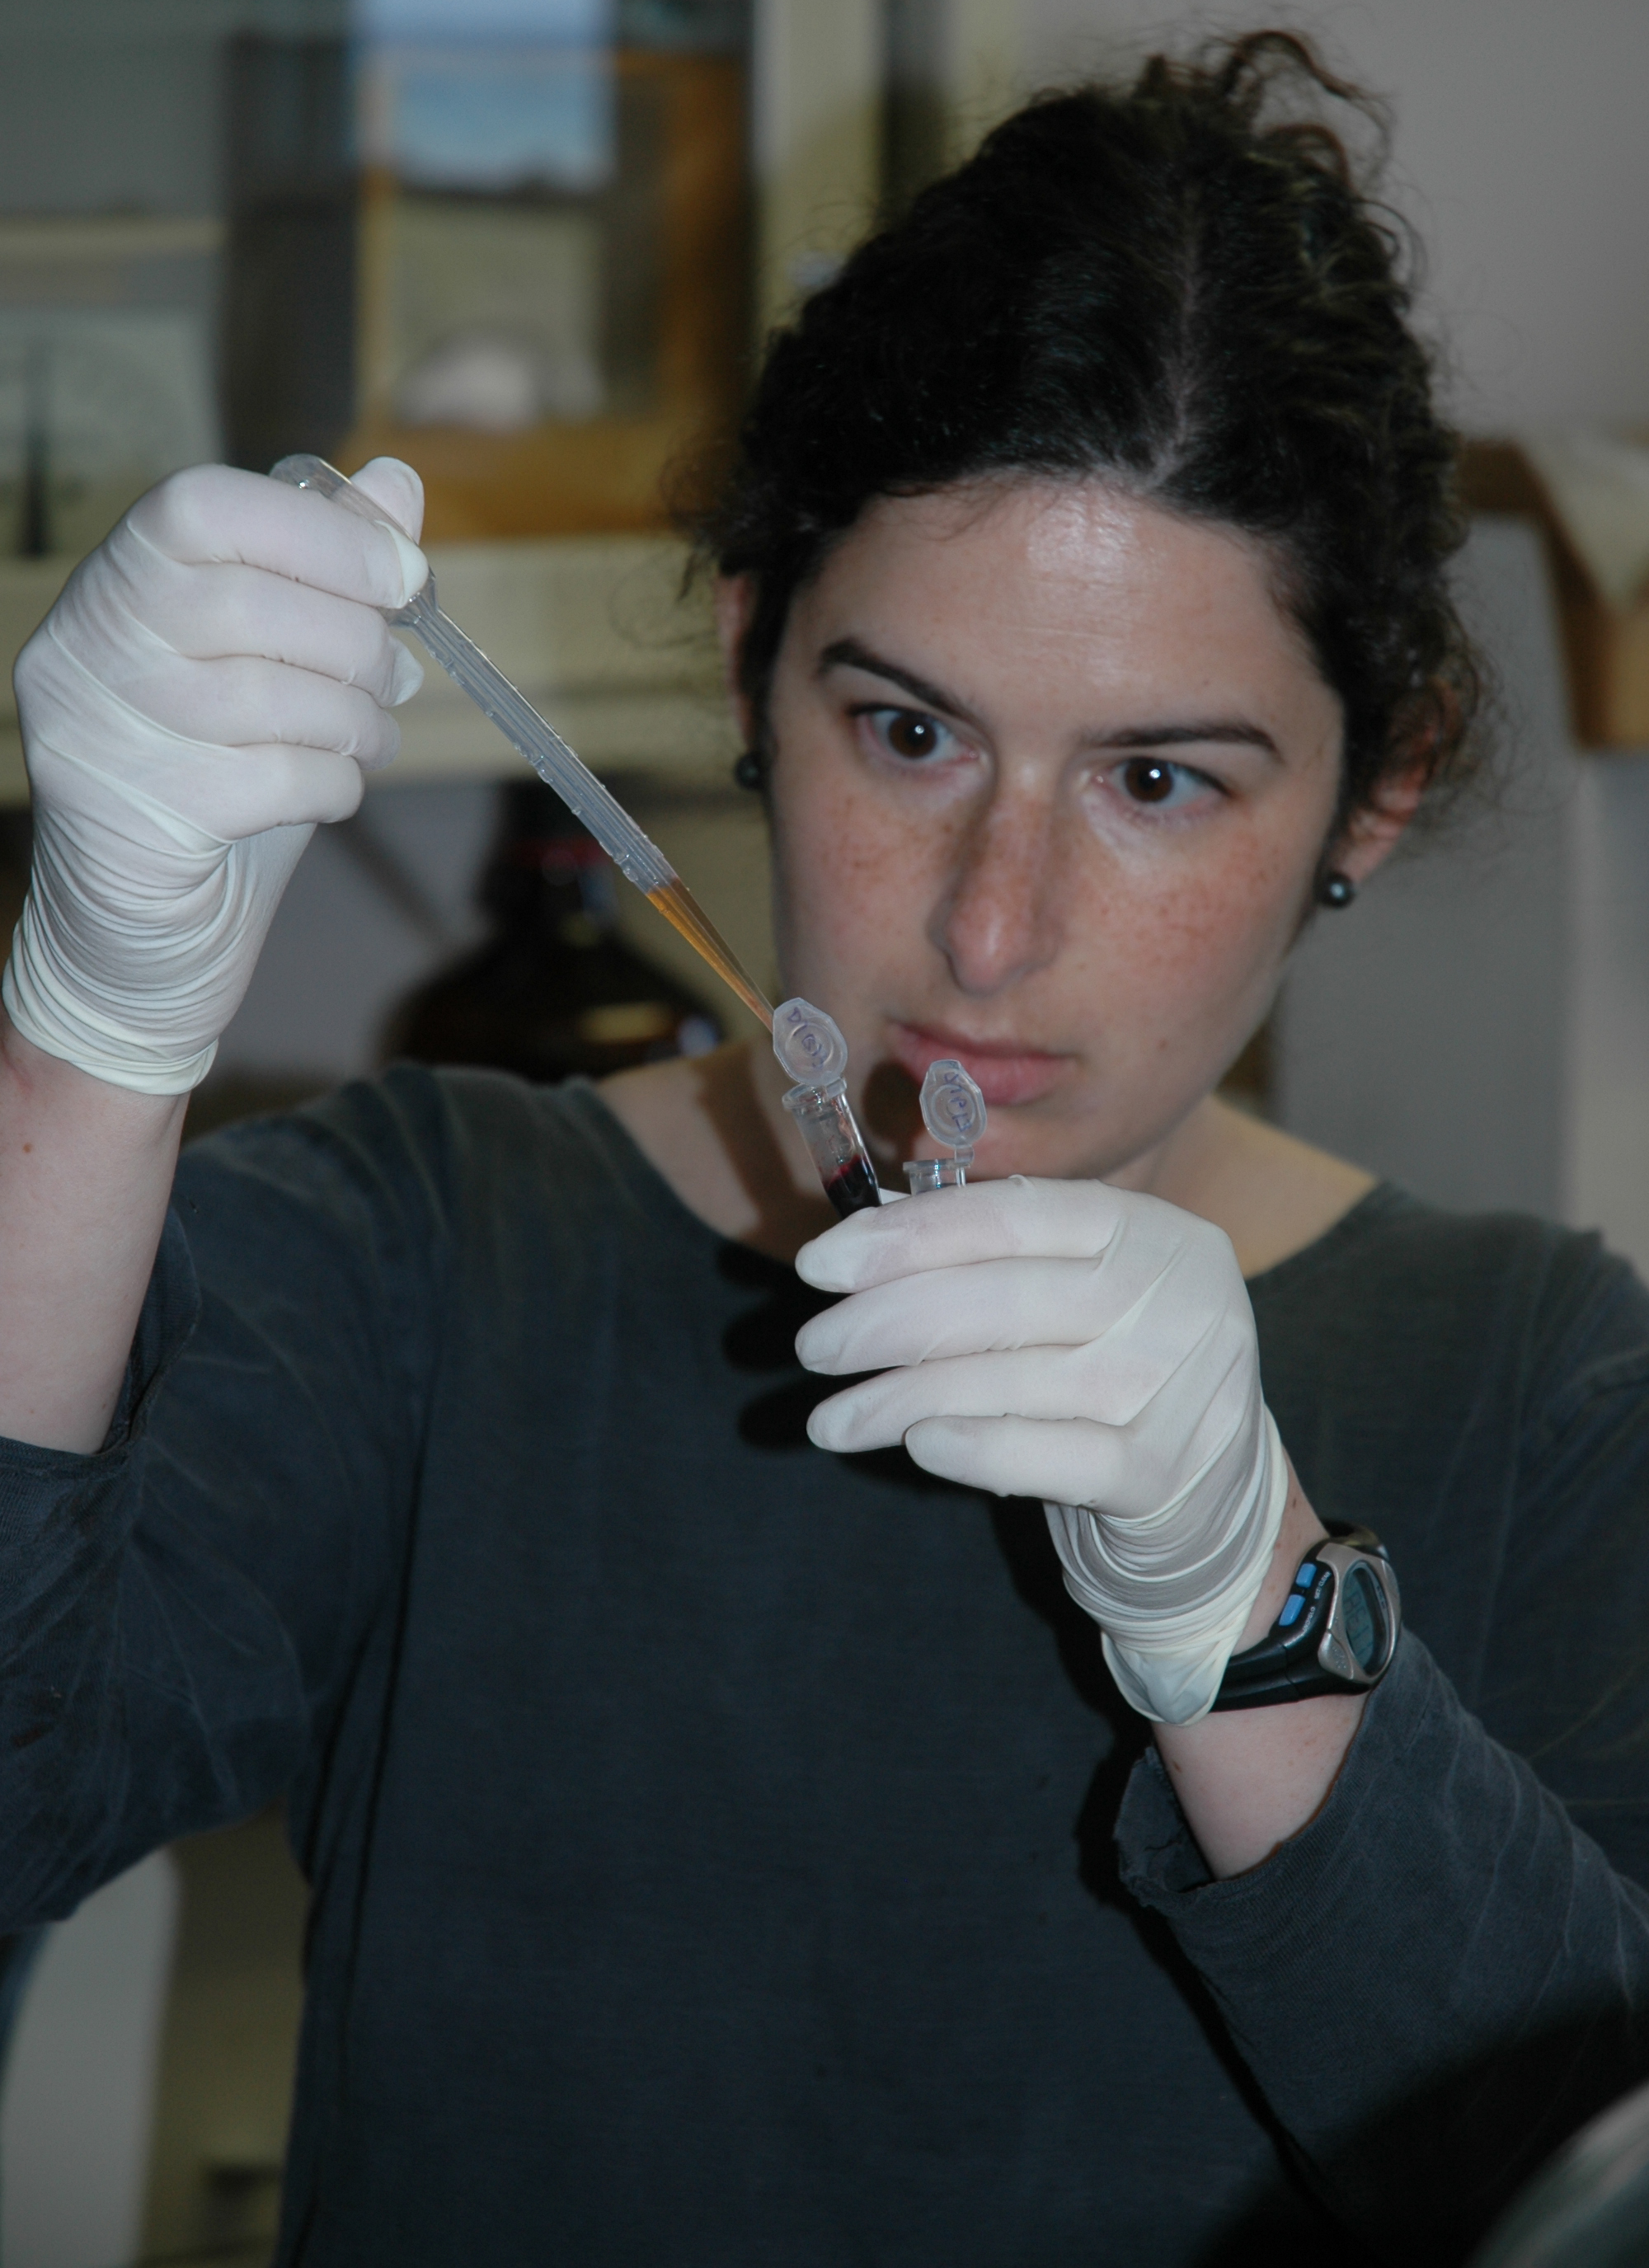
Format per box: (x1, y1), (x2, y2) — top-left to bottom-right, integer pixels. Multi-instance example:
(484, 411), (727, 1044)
(713, 574), (758, 745)
(1331, 753), (1430, 887)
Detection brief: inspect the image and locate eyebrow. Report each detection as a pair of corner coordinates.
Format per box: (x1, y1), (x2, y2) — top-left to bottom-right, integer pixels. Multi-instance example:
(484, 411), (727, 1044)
(1092, 720), (1281, 760)
(817, 637), (983, 730)
(816, 636), (1280, 761)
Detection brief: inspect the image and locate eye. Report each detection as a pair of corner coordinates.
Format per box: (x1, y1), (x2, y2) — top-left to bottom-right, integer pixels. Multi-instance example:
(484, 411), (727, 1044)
(858, 707), (958, 764)
(1114, 756), (1219, 811)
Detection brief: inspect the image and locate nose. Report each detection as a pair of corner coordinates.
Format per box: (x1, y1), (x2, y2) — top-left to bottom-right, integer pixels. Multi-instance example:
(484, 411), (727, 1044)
(928, 788), (1066, 998)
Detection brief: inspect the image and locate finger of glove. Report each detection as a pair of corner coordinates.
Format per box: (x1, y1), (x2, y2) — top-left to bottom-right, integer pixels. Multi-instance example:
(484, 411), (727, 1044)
(809, 1373), (1136, 1505)
(349, 457), (426, 545)
(904, 1415), (1142, 1504)
(108, 657), (402, 772)
(191, 741), (371, 829)
(795, 1249), (1207, 1374)
(128, 464), (426, 612)
(87, 552), (420, 708)
(27, 711), (369, 838)
(18, 624), (378, 838)
(795, 1174), (1216, 1296)
(804, 1340), (1175, 1448)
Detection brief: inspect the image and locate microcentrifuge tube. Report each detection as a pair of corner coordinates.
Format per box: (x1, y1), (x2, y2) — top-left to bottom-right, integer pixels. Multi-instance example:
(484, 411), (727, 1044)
(772, 997), (883, 1218)
(904, 1059), (988, 1194)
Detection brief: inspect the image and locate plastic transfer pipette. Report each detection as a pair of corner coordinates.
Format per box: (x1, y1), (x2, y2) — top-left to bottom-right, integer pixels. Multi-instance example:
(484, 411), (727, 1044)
(270, 453), (775, 1034)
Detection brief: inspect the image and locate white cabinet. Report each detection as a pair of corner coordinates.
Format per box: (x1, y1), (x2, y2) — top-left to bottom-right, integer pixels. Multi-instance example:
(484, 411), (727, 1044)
(1276, 514), (1649, 1275)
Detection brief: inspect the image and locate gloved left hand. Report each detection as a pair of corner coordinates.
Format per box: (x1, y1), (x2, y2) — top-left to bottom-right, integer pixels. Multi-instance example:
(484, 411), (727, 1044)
(793, 1176), (1289, 1725)
(2, 458), (428, 1095)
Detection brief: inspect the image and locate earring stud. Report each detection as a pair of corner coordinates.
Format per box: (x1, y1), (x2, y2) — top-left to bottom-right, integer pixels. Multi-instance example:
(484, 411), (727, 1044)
(1318, 871), (1356, 909)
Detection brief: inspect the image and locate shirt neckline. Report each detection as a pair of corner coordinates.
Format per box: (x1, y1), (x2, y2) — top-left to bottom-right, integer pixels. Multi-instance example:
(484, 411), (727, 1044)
(551, 1076), (779, 1265)
(1244, 1181), (1414, 1294)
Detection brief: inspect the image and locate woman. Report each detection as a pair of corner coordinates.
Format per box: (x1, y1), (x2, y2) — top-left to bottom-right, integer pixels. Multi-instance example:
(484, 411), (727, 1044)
(0, 34), (1645, 2268)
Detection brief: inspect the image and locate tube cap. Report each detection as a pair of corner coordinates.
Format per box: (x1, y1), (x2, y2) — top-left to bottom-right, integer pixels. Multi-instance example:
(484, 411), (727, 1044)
(919, 1059), (988, 1158)
(773, 996), (849, 1093)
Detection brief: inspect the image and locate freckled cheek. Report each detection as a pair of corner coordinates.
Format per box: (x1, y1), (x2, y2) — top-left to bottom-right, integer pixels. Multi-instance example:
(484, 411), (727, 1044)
(1069, 834), (1307, 1031)
(771, 762), (955, 980)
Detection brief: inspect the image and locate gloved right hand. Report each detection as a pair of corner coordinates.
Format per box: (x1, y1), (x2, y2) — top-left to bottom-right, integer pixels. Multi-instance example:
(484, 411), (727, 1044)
(793, 1176), (1290, 1726)
(2, 459), (430, 1094)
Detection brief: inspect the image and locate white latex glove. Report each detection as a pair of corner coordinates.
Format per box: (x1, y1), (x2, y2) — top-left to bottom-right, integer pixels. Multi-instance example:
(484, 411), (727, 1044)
(794, 1176), (1289, 1726)
(2, 459), (430, 1094)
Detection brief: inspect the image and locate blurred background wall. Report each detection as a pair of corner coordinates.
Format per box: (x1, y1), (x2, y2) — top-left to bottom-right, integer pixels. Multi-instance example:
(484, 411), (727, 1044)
(1027, 0), (1649, 434)
(0, 4), (1647, 2264)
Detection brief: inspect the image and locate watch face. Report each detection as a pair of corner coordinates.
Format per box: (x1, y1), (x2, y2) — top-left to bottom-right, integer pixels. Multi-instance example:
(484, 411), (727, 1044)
(1341, 1561), (1388, 1673)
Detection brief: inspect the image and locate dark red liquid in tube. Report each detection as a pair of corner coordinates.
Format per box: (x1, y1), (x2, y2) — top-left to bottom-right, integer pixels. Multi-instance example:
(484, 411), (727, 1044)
(824, 1154), (883, 1218)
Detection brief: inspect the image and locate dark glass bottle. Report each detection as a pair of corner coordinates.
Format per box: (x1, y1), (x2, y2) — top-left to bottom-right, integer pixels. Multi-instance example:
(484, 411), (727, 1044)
(385, 782), (721, 1082)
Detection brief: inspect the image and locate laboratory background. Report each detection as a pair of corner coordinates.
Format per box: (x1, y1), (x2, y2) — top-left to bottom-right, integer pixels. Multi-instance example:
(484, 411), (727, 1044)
(0, 1), (1647, 2262)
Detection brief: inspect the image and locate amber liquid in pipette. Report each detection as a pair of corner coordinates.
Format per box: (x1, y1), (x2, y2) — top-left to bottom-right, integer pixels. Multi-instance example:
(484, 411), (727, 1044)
(646, 876), (774, 1031)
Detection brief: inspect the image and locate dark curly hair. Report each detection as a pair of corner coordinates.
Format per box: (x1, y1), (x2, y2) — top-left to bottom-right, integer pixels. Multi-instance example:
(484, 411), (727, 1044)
(692, 31), (1481, 848)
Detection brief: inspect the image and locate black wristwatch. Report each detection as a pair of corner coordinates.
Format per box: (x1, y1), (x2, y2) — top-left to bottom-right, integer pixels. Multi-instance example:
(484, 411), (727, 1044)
(1211, 1524), (1401, 1712)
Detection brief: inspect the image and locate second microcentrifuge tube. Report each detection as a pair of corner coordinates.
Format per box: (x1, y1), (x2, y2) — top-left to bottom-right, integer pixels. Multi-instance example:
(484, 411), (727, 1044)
(904, 1059), (988, 1193)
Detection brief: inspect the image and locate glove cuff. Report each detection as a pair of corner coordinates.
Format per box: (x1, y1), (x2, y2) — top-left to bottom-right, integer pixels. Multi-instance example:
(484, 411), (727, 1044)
(1051, 1407), (1290, 1726)
(3, 909), (218, 1095)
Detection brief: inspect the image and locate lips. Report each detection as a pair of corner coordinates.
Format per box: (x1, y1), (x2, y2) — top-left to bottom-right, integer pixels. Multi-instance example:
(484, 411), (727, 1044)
(887, 1022), (1073, 1109)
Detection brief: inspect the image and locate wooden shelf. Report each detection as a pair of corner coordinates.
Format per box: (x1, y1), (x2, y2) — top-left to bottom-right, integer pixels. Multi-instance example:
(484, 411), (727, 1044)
(0, 533), (737, 808)
(1459, 439), (1649, 749)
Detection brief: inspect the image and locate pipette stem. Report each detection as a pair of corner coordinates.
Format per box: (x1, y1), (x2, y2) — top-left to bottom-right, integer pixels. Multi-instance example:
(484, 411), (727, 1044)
(645, 879), (774, 1031)
(268, 452), (777, 1035)
(411, 597), (776, 1030)
(418, 599), (774, 1030)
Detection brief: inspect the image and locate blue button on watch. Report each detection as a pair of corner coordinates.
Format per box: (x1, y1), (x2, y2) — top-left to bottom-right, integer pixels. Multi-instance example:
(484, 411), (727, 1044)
(1210, 1524), (1401, 1712)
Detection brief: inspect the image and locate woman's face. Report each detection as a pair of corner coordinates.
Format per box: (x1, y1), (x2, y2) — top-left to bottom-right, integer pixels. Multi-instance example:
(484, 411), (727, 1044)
(732, 477), (1402, 1183)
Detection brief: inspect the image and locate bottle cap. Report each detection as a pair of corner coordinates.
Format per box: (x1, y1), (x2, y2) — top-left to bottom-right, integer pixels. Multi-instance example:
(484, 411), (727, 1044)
(919, 1059), (988, 1157)
(773, 996), (849, 1092)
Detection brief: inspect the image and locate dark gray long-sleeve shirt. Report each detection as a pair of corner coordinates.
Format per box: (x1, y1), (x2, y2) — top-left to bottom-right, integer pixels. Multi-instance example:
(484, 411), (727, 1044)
(2, 1068), (1648, 2266)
